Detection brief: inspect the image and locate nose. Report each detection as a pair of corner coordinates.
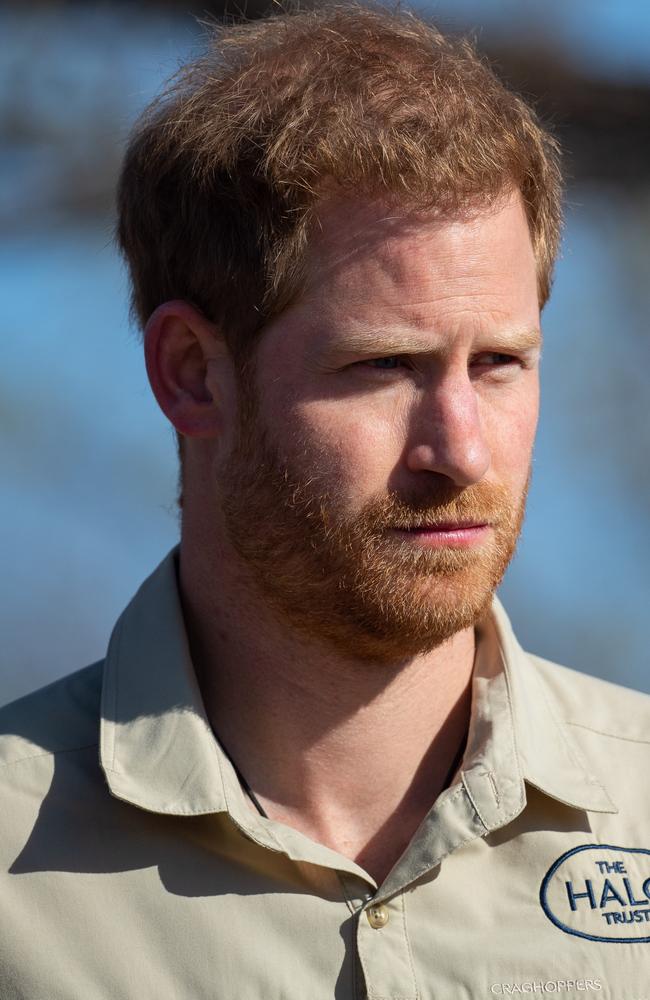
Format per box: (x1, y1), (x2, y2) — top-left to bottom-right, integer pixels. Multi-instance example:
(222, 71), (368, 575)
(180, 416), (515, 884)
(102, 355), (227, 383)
(404, 369), (490, 486)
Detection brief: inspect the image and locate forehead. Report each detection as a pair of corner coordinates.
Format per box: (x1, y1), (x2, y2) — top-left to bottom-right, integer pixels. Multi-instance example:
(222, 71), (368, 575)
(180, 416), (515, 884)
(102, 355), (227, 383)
(254, 190), (541, 378)
(298, 190), (538, 318)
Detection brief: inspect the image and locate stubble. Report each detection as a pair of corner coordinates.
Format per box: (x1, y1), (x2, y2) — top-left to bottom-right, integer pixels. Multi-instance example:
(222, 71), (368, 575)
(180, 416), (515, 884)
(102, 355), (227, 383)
(220, 374), (529, 663)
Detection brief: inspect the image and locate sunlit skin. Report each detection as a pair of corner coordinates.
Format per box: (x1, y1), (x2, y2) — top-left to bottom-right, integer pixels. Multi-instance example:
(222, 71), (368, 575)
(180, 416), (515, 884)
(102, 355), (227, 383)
(258, 199), (539, 525)
(145, 188), (541, 883)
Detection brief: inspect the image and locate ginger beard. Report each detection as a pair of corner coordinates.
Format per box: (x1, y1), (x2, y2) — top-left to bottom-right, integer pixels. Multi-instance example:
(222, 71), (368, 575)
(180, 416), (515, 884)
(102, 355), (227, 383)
(221, 374), (530, 663)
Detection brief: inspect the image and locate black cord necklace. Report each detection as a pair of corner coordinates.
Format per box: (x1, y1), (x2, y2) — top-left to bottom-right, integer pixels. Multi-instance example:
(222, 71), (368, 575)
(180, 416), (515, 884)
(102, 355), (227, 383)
(215, 731), (270, 818)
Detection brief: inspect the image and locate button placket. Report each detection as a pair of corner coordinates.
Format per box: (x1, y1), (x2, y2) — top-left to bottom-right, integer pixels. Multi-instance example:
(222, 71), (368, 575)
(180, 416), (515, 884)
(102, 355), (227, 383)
(357, 894), (418, 1000)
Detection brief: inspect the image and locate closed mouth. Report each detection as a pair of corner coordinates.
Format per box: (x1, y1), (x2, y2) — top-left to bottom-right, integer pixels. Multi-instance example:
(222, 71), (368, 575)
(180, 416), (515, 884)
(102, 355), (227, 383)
(399, 521), (489, 532)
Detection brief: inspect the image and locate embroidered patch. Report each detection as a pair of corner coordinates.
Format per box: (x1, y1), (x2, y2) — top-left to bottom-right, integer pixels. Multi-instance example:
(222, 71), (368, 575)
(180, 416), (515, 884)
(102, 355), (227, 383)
(540, 845), (650, 943)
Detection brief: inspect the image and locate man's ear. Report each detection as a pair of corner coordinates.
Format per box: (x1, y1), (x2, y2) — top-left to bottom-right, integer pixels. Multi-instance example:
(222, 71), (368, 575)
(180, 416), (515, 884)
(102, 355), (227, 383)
(144, 300), (237, 440)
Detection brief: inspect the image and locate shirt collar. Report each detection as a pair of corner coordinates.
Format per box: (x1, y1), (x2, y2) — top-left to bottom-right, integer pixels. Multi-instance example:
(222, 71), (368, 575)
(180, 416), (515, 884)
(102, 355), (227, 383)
(100, 548), (617, 832)
(100, 547), (231, 817)
(99, 548), (371, 876)
(482, 595), (617, 815)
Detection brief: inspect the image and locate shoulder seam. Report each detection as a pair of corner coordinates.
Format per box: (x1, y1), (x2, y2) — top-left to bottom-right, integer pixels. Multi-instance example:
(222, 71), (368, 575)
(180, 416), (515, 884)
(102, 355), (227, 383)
(0, 741), (99, 770)
(568, 721), (650, 745)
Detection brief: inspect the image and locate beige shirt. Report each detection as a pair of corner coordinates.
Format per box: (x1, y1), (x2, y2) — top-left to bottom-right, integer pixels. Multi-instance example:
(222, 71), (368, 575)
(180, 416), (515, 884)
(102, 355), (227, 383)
(2, 550), (650, 999)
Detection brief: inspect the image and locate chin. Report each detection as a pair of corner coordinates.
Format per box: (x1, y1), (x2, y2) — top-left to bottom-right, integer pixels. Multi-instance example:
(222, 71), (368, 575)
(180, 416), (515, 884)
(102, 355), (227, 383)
(335, 583), (496, 663)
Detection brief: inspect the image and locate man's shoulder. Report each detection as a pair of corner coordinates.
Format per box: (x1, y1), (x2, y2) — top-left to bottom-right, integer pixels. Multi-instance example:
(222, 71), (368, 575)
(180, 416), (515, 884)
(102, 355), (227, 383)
(0, 661), (103, 771)
(529, 651), (650, 745)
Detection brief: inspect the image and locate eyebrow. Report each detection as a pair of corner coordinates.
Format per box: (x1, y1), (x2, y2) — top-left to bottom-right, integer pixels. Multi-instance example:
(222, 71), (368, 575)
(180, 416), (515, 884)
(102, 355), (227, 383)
(321, 327), (543, 358)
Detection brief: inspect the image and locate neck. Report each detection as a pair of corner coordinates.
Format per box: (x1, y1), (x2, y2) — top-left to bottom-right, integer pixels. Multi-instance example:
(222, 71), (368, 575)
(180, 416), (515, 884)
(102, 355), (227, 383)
(179, 535), (477, 884)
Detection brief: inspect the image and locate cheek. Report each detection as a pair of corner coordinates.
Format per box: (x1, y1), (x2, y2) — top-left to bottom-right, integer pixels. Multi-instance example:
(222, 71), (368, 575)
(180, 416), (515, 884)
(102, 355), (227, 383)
(290, 396), (411, 497)
(479, 378), (539, 483)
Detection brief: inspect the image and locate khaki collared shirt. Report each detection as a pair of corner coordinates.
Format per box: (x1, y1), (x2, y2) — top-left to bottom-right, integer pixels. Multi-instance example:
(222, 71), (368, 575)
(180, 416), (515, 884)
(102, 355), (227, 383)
(2, 550), (650, 999)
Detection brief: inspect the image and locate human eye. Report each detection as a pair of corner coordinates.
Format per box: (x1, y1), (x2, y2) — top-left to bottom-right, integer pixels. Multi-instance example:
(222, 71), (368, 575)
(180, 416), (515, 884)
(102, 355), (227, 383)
(473, 352), (519, 368)
(470, 351), (528, 377)
(363, 355), (406, 371)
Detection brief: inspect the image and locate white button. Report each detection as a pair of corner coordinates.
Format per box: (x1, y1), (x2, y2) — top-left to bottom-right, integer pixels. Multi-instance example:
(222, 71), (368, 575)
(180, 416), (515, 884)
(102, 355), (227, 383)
(366, 904), (389, 929)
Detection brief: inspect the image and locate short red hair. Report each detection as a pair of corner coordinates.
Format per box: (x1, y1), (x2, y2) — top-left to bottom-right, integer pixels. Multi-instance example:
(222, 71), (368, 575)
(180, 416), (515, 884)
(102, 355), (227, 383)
(117, 3), (562, 359)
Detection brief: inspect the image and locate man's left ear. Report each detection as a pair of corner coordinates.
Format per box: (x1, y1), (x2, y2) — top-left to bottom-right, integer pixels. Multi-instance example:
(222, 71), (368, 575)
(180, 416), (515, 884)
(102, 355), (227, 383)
(143, 300), (237, 440)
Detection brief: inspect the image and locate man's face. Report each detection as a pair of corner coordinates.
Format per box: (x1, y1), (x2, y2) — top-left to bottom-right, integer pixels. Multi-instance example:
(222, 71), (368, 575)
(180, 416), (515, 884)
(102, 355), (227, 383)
(219, 190), (541, 662)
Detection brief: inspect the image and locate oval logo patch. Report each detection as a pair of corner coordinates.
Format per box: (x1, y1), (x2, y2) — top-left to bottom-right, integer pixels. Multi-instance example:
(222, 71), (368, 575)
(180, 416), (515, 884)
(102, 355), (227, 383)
(540, 844), (650, 943)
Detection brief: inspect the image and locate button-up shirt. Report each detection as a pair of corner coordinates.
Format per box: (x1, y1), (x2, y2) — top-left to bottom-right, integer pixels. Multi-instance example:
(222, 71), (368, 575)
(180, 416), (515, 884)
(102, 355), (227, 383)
(2, 549), (650, 998)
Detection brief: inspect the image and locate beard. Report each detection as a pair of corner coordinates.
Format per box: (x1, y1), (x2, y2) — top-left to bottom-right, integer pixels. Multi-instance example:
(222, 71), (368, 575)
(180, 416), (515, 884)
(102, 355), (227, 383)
(220, 372), (530, 663)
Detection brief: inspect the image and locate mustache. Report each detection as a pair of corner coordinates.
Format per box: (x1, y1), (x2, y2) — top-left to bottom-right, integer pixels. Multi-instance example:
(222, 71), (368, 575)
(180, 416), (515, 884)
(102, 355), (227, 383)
(359, 483), (513, 532)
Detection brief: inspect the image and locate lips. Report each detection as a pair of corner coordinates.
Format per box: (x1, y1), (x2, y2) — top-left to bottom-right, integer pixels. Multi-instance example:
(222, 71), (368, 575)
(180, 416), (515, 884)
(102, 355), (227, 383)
(390, 521), (492, 549)
(403, 521), (489, 532)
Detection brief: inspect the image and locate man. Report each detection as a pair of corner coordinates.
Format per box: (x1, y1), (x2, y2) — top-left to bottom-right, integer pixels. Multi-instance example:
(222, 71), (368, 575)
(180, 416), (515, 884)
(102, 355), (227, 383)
(2, 5), (649, 998)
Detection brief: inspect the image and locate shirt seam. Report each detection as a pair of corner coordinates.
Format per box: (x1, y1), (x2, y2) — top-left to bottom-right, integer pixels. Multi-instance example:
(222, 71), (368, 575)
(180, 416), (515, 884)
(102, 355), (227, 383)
(401, 894), (420, 1000)
(219, 757), (287, 853)
(403, 784), (523, 894)
(494, 632), (526, 795)
(531, 661), (609, 791)
(338, 871), (362, 916)
(361, 910), (376, 999)
(568, 721), (650, 745)
(403, 819), (484, 891)
(100, 771), (225, 816)
(461, 773), (489, 831)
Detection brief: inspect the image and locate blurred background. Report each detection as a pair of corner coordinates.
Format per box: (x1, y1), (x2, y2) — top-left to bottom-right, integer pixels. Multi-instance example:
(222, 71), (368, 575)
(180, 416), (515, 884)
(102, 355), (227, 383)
(1, 0), (649, 705)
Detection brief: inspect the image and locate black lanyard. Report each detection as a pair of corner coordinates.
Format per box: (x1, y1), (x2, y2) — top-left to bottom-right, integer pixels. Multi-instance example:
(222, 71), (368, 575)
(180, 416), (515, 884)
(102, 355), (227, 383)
(214, 730), (270, 818)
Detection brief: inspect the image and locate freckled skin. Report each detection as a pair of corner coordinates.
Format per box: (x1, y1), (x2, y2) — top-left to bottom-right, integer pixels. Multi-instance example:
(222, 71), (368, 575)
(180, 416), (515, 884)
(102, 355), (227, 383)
(253, 190), (540, 530)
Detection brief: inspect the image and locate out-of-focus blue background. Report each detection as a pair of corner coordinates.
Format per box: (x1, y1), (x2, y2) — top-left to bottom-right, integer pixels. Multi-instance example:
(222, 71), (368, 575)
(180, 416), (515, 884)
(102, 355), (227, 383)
(1, 1), (649, 705)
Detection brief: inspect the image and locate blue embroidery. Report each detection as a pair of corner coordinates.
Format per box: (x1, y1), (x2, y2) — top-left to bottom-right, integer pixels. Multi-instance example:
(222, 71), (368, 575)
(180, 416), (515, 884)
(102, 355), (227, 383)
(540, 844), (650, 943)
(565, 877), (596, 911)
